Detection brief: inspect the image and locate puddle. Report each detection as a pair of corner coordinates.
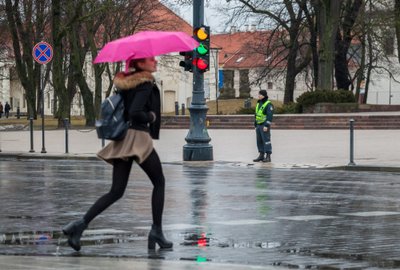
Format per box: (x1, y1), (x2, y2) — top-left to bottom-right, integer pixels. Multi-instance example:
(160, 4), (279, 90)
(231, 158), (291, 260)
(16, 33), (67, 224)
(0, 230), (143, 247)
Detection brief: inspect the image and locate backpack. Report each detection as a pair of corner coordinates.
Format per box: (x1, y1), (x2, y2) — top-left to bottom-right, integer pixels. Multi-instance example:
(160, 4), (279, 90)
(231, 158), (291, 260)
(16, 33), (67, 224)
(95, 92), (130, 141)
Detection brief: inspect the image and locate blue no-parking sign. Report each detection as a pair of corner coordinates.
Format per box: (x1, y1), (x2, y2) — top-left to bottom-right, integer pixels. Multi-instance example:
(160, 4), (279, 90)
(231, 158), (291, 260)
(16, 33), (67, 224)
(32, 41), (53, 64)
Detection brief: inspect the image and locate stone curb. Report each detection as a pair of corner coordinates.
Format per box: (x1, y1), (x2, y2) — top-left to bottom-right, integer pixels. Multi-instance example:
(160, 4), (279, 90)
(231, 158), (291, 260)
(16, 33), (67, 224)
(326, 165), (400, 173)
(1, 152), (399, 173)
(0, 152), (99, 161)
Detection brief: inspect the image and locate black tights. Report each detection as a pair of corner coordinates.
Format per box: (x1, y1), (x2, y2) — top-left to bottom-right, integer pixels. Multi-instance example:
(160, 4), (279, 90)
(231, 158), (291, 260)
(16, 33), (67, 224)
(83, 149), (165, 227)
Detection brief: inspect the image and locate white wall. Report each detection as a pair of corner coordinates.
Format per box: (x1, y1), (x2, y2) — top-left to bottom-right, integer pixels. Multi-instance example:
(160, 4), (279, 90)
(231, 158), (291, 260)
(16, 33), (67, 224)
(366, 56), (400, 105)
(367, 73), (400, 105)
(0, 63), (11, 107)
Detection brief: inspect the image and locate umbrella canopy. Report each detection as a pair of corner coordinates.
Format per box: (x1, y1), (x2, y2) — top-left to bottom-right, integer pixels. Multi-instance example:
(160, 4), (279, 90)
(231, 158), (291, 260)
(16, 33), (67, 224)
(93, 31), (198, 64)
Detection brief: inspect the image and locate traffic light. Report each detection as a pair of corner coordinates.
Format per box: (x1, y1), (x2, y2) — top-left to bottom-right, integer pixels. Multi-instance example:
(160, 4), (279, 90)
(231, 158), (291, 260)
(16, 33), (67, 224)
(193, 25), (210, 72)
(179, 51), (193, 72)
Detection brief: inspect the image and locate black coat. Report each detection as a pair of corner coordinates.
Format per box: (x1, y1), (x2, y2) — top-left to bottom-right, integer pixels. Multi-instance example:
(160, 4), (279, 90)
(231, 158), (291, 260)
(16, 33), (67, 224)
(114, 71), (161, 139)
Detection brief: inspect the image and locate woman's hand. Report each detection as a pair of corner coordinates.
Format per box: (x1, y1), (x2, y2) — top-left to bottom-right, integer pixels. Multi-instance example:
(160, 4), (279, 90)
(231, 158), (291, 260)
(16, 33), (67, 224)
(263, 126), (269, 132)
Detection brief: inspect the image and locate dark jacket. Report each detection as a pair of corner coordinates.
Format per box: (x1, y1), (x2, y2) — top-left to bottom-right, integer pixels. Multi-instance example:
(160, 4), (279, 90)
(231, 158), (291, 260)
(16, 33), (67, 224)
(113, 71), (161, 139)
(4, 103), (10, 112)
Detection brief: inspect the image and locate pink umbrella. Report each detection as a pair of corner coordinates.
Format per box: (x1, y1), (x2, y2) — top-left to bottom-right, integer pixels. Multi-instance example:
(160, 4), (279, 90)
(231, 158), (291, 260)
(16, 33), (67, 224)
(93, 31), (198, 64)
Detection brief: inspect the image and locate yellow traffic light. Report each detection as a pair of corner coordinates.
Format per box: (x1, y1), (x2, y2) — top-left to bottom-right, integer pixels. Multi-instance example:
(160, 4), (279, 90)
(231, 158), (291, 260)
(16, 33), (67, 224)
(194, 27), (209, 41)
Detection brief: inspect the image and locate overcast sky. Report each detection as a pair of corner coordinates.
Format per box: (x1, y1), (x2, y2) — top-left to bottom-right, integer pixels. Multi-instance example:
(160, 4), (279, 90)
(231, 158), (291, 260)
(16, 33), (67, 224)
(164, 1), (231, 33)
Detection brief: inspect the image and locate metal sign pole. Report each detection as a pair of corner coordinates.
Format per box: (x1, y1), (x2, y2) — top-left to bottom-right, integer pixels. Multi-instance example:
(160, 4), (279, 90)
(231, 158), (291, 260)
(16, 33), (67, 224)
(33, 41), (52, 154)
(348, 119), (355, 166)
(40, 65), (46, 153)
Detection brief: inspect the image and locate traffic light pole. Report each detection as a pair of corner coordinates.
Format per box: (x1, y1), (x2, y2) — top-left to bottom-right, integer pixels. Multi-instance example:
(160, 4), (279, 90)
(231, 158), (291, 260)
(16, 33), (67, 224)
(183, 0), (213, 161)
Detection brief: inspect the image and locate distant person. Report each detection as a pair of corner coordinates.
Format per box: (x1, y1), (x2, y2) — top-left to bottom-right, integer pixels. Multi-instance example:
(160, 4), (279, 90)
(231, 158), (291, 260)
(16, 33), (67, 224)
(62, 57), (172, 252)
(253, 90), (274, 162)
(0, 102), (3, 118)
(4, 102), (11, 118)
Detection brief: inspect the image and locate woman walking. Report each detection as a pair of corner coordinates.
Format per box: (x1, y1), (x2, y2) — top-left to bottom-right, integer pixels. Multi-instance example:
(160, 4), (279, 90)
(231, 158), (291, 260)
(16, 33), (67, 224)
(62, 57), (172, 251)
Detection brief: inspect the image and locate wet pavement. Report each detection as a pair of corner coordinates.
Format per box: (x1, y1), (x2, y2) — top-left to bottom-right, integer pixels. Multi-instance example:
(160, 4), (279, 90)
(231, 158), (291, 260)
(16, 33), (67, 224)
(1, 129), (400, 168)
(1, 159), (400, 269)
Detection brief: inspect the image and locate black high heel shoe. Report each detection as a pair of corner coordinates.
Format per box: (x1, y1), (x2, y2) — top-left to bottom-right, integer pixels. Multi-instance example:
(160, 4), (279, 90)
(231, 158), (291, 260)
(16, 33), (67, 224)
(62, 218), (87, 251)
(148, 224), (173, 249)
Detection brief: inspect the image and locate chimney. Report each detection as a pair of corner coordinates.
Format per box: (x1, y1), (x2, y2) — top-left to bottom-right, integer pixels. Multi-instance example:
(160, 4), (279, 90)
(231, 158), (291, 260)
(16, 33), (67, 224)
(250, 24), (256, 32)
(230, 26), (237, 33)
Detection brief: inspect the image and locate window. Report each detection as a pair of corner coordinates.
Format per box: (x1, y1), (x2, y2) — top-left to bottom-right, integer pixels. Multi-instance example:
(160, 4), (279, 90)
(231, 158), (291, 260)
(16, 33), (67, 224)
(47, 93), (51, 108)
(267, 82), (273, 89)
(383, 36), (395, 55)
(236, 57), (244, 63)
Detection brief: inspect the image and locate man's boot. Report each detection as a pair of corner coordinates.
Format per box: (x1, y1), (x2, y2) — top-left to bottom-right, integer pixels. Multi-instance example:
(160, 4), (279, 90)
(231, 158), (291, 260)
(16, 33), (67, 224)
(263, 153), (271, 162)
(253, 152), (264, 162)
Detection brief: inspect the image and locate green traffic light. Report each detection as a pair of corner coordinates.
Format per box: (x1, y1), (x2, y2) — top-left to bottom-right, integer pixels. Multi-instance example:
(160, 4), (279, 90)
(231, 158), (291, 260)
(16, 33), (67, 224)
(197, 43), (208, 55)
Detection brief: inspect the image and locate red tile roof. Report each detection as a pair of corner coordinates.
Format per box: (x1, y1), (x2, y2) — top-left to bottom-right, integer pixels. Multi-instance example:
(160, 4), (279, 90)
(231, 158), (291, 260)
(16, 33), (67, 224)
(138, 1), (192, 34)
(212, 30), (362, 70)
(211, 31), (286, 69)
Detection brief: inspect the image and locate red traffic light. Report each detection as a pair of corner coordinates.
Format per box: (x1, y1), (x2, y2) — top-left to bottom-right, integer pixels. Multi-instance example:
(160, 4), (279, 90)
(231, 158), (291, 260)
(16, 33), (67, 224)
(193, 58), (208, 71)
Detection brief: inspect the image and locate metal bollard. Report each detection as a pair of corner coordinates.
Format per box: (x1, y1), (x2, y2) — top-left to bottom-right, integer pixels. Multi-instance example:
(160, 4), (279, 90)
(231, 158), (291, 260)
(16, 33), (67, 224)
(63, 118), (69, 154)
(175, 101), (179, 116)
(244, 98), (251, 109)
(348, 119), (355, 166)
(29, 118), (35, 152)
(181, 103), (185, 115)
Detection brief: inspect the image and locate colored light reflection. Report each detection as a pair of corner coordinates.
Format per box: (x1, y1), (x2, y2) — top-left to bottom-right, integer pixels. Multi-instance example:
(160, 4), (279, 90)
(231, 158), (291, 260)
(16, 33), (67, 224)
(197, 232), (207, 247)
(196, 255), (207, 262)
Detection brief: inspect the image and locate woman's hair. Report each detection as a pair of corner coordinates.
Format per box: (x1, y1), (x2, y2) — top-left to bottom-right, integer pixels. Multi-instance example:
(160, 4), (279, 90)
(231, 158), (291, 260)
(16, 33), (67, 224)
(128, 58), (146, 72)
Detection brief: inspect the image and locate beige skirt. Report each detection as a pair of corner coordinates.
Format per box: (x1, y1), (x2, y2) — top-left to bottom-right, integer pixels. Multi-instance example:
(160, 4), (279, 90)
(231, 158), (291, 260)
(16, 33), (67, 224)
(97, 129), (153, 165)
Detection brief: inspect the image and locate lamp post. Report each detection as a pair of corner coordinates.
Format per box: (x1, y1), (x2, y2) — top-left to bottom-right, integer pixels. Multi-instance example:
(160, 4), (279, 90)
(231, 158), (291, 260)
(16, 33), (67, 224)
(183, 0), (213, 161)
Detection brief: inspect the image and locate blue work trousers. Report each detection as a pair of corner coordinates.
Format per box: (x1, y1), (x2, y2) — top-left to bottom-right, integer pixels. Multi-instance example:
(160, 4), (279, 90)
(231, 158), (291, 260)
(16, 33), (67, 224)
(255, 125), (272, 154)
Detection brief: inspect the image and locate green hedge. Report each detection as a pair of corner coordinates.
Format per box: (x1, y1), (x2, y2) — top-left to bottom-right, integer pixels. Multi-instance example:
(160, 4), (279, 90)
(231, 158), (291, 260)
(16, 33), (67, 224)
(296, 90), (355, 112)
(235, 90), (355, 114)
(274, 102), (298, 114)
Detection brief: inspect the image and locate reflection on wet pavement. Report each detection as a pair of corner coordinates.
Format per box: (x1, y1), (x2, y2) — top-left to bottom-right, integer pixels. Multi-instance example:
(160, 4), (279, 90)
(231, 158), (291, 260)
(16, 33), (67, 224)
(1, 159), (400, 269)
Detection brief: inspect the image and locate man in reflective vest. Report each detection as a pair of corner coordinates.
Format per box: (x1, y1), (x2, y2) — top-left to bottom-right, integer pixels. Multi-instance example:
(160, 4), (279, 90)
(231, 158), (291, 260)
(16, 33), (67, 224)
(253, 90), (274, 162)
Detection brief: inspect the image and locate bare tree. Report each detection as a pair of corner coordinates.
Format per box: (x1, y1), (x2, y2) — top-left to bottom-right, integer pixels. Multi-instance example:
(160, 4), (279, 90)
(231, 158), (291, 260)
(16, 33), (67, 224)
(334, 0), (363, 91)
(4, 0), (49, 118)
(0, 3), (12, 80)
(314, 0), (343, 90)
(364, 0), (399, 103)
(52, 0), (169, 126)
(219, 0), (312, 104)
